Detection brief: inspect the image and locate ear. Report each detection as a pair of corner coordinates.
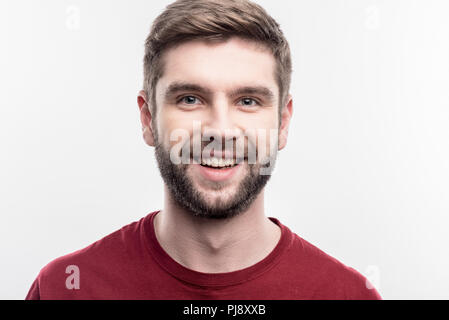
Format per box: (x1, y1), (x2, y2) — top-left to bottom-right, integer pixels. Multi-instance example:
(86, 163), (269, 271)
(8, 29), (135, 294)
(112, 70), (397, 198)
(137, 90), (155, 147)
(278, 94), (293, 150)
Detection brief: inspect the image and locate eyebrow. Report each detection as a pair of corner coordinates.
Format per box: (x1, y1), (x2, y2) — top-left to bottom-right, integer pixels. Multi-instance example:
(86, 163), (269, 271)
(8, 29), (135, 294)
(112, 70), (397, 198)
(163, 81), (275, 102)
(228, 86), (275, 102)
(164, 82), (212, 100)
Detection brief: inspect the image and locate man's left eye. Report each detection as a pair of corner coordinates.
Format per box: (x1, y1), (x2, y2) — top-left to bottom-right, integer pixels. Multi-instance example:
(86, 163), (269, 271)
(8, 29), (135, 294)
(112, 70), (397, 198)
(238, 98), (259, 107)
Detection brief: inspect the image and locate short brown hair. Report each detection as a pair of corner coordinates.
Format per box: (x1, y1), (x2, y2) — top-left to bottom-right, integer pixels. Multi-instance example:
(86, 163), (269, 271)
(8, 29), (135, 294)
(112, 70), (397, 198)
(143, 0), (292, 118)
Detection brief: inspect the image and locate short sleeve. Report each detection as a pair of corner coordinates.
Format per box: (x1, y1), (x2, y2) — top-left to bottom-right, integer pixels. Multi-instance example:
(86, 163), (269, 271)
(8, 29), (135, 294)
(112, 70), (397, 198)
(344, 267), (382, 300)
(25, 277), (41, 300)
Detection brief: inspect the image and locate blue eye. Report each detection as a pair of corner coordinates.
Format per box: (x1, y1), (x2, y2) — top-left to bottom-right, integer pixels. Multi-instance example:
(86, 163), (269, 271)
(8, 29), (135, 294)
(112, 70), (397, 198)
(179, 96), (199, 105)
(238, 98), (259, 107)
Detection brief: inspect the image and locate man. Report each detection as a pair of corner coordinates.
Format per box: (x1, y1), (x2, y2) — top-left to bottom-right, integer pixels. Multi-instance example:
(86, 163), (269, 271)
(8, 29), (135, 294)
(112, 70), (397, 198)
(26, 0), (381, 300)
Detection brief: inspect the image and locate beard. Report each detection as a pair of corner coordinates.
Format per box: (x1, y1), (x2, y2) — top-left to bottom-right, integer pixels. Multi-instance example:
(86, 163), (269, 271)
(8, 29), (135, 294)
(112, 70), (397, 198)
(153, 133), (278, 220)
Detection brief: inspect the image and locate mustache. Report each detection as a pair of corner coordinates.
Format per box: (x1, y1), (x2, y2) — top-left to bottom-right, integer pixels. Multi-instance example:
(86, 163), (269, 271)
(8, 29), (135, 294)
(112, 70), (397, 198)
(186, 137), (256, 161)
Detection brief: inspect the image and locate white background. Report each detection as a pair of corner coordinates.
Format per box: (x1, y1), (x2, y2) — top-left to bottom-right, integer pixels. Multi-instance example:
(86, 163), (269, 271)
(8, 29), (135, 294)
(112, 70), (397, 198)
(1, 0), (448, 299)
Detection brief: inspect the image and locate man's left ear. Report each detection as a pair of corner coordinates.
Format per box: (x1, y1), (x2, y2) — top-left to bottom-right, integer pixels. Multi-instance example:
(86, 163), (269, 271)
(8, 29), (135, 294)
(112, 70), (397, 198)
(278, 94), (293, 150)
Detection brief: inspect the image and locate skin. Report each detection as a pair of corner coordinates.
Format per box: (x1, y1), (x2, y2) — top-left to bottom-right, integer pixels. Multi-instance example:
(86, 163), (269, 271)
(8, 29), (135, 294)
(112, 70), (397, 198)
(137, 36), (293, 273)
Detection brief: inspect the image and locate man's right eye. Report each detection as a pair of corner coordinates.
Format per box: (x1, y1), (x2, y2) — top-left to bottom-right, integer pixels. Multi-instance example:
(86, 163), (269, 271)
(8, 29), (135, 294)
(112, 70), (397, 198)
(178, 96), (200, 105)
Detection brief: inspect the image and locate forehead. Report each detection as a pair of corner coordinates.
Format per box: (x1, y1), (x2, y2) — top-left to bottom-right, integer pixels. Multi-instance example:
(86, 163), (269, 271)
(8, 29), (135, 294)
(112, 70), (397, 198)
(156, 37), (278, 96)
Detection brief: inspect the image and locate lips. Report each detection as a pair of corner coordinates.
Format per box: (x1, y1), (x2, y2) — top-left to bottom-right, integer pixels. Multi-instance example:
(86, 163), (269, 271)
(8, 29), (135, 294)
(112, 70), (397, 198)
(193, 161), (242, 182)
(192, 153), (245, 166)
(189, 149), (246, 181)
(199, 157), (237, 168)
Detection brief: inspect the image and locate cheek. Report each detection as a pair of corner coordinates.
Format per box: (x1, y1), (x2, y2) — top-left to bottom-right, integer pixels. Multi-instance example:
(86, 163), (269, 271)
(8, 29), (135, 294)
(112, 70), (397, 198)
(237, 109), (278, 130)
(255, 129), (279, 160)
(238, 112), (278, 158)
(159, 111), (191, 147)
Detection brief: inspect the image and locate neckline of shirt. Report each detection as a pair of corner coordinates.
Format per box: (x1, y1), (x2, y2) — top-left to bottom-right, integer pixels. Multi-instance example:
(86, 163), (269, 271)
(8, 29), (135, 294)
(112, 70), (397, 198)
(141, 210), (293, 287)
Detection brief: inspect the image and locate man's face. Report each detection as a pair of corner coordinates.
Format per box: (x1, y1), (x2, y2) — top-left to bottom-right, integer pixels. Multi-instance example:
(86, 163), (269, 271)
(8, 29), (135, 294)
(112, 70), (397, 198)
(144, 37), (289, 219)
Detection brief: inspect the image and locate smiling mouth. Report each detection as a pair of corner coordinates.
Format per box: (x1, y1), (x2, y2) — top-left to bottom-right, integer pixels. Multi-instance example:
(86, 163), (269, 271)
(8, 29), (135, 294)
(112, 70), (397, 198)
(200, 163), (239, 169)
(192, 156), (245, 169)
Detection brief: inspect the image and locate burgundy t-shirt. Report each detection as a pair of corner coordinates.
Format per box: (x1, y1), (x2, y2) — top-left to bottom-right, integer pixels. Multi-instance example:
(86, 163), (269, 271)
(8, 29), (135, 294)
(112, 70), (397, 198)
(26, 210), (382, 300)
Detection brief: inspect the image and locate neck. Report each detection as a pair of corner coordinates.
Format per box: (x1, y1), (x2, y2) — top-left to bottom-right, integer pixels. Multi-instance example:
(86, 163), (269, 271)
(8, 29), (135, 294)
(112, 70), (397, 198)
(154, 185), (281, 273)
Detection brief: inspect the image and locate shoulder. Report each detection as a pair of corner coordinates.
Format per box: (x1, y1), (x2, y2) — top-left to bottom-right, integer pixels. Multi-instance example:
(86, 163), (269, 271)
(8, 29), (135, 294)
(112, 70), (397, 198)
(283, 231), (382, 300)
(45, 215), (144, 270)
(26, 213), (151, 299)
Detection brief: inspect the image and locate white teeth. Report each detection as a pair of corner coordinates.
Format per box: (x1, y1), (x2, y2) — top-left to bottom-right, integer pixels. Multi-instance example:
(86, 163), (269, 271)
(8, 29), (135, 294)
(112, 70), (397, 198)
(201, 157), (236, 167)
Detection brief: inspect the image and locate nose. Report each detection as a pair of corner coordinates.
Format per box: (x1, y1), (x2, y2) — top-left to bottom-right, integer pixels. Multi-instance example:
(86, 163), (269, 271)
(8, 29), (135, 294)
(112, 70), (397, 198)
(203, 96), (241, 142)
(198, 97), (244, 159)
